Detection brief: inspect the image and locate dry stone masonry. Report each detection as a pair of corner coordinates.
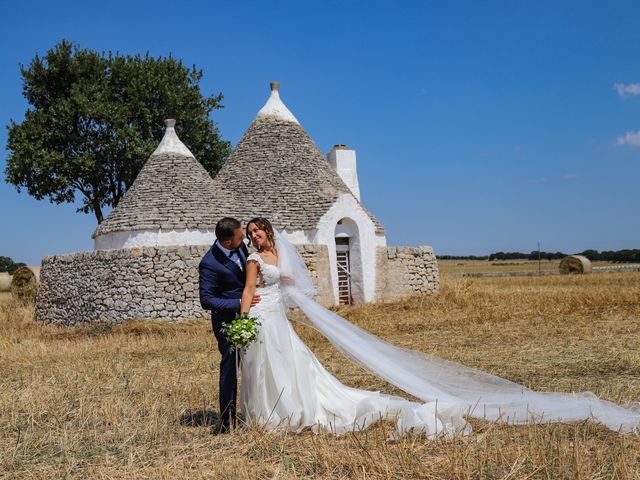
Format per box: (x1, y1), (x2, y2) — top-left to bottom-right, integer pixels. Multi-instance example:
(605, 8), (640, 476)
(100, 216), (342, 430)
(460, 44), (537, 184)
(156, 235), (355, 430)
(375, 247), (439, 300)
(37, 246), (208, 324)
(37, 244), (439, 325)
(296, 245), (333, 306)
(36, 245), (336, 325)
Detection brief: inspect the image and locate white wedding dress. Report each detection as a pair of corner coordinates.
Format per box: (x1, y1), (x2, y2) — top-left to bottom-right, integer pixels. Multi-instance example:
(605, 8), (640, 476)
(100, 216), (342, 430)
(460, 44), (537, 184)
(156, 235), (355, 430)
(241, 252), (462, 436)
(240, 238), (640, 438)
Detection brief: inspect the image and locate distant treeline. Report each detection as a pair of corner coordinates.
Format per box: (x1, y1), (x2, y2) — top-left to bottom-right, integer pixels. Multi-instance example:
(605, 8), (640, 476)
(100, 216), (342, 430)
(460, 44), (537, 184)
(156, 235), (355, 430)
(0, 256), (26, 274)
(578, 249), (640, 262)
(438, 249), (640, 262)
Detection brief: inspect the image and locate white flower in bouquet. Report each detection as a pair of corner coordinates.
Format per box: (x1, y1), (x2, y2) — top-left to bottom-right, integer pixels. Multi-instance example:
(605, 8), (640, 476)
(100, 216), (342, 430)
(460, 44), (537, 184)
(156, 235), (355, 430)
(221, 313), (261, 351)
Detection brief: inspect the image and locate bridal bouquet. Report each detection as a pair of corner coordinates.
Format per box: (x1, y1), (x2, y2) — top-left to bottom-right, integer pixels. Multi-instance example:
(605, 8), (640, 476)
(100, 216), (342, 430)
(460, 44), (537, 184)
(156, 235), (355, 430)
(221, 313), (261, 351)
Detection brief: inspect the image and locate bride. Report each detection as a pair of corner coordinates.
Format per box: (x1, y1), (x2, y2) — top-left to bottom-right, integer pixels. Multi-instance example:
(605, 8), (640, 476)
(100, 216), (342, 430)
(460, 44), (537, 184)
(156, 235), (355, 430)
(238, 217), (639, 438)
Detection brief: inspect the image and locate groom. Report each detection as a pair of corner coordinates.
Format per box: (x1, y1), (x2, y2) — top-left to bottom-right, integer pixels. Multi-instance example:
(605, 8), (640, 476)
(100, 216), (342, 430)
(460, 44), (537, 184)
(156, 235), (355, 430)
(199, 217), (259, 433)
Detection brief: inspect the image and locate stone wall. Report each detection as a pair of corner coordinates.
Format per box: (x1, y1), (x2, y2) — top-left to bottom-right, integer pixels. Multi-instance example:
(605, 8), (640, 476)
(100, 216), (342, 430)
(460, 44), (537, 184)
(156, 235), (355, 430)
(37, 246), (208, 325)
(375, 246), (439, 301)
(36, 244), (334, 325)
(36, 243), (437, 325)
(296, 244), (333, 306)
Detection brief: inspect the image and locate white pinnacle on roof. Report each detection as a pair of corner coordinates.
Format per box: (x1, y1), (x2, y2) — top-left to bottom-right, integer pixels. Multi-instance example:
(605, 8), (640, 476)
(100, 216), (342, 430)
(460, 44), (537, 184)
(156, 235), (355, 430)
(151, 119), (194, 157)
(256, 82), (299, 124)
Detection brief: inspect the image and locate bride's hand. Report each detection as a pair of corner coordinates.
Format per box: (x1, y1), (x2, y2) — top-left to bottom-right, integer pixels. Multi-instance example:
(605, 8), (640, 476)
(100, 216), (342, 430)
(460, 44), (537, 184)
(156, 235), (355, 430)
(280, 275), (295, 286)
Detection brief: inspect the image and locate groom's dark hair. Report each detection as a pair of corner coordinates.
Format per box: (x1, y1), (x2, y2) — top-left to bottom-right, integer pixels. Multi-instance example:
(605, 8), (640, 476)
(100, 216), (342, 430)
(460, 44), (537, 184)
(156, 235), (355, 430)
(215, 217), (242, 241)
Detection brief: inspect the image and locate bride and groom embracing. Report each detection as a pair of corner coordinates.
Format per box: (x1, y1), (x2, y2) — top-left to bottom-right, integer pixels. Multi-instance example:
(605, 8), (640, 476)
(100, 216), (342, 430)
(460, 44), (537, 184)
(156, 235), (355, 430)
(199, 217), (640, 438)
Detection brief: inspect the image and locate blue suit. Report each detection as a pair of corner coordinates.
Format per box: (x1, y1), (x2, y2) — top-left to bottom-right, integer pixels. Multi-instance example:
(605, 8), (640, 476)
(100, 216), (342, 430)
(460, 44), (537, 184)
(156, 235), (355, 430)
(198, 242), (248, 427)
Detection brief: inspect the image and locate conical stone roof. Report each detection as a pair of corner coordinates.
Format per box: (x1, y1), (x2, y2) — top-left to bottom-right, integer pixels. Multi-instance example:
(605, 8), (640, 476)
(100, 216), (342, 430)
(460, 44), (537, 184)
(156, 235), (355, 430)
(211, 83), (384, 233)
(93, 120), (220, 238)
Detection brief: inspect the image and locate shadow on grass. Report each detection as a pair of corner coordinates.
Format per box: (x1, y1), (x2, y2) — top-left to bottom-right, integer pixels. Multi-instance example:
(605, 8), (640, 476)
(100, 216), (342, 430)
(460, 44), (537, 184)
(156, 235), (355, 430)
(179, 410), (220, 427)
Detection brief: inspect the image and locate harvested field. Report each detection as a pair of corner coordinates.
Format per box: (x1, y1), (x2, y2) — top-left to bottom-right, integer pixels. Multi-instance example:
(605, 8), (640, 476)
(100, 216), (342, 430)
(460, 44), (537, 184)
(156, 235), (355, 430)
(438, 259), (620, 275)
(1, 272), (640, 479)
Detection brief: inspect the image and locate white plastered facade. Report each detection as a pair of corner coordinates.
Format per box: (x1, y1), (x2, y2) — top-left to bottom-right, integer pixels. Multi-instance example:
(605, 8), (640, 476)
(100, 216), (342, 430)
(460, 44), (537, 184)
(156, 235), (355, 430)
(315, 194), (386, 304)
(94, 229), (215, 250)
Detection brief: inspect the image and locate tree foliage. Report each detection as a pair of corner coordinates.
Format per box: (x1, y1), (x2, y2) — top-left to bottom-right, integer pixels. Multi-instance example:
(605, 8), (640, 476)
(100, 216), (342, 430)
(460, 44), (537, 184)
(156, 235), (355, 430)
(488, 251), (568, 261)
(440, 249), (640, 262)
(5, 40), (231, 223)
(579, 249), (640, 262)
(0, 256), (26, 274)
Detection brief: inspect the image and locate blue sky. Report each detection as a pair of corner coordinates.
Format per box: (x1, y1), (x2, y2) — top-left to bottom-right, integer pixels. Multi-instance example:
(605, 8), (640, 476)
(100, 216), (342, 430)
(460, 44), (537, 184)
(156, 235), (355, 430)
(1, 1), (639, 264)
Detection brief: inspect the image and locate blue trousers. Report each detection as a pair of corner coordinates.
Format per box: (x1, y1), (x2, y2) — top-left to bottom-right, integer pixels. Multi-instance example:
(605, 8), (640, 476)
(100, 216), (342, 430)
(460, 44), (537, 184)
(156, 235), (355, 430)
(212, 316), (237, 426)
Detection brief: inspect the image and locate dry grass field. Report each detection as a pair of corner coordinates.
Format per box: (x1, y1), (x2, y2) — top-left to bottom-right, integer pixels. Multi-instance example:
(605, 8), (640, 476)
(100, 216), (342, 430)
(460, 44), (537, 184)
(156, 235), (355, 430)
(438, 259), (561, 274)
(437, 259), (620, 275)
(1, 272), (640, 479)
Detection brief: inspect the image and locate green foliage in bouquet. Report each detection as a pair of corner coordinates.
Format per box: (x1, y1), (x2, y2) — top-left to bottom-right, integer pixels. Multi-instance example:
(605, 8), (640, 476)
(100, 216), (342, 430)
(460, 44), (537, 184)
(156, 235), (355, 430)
(221, 313), (261, 351)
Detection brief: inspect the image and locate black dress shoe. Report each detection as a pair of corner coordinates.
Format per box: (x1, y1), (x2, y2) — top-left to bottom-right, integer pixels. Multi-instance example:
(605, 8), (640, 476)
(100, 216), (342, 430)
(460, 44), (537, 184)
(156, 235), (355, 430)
(210, 421), (231, 435)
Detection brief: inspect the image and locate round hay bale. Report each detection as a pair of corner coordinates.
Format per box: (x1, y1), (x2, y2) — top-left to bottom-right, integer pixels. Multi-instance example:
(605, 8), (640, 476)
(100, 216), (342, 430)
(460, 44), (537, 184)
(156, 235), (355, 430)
(559, 255), (592, 274)
(0, 272), (12, 292)
(10, 266), (41, 300)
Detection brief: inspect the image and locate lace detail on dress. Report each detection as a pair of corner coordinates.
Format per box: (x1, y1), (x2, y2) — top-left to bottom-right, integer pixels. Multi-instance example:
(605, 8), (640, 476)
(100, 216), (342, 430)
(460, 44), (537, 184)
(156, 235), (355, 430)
(247, 252), (281, 287)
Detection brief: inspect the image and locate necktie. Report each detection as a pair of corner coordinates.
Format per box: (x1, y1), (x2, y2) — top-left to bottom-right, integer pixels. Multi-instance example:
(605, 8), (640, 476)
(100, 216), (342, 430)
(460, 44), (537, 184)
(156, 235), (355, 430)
(229, 248), (243, 271)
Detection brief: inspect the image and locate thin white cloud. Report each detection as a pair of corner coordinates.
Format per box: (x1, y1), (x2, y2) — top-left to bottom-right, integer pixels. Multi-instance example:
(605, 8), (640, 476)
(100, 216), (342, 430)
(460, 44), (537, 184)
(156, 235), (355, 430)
(615, 130), (640, 146)
(614, 83), (640, 97)
(562, 173), (579, 180)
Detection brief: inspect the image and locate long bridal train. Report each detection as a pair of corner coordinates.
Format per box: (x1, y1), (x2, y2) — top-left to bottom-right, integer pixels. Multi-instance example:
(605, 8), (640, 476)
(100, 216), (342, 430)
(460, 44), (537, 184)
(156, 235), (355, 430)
(240, 252), (468, 437)
(239, 233), (640, 438)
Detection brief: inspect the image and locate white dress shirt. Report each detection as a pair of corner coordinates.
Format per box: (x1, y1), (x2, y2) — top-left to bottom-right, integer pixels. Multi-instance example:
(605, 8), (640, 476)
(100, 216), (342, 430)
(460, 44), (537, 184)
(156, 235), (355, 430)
(216, 241), (244, 271)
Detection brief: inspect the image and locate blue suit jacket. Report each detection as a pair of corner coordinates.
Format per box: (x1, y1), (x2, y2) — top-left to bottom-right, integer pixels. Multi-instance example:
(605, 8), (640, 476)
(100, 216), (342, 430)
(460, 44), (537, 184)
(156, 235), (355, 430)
(198, 242), (248, 327)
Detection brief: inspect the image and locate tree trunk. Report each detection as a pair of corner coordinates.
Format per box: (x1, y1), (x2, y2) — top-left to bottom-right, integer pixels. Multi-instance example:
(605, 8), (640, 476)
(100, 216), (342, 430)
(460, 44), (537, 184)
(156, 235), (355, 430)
(93, 203), (104, 224)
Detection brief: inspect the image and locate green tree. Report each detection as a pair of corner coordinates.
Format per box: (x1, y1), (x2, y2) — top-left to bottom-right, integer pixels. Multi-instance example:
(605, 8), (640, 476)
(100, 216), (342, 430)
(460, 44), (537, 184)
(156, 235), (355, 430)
(579, 249), (600, 261)
(5, 40), (231, 223)
(0, 256), (26, 274)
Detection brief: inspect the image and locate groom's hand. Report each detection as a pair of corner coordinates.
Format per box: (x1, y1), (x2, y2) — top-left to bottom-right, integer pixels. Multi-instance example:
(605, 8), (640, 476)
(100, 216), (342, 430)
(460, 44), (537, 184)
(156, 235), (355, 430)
(251, 295), (261, 307)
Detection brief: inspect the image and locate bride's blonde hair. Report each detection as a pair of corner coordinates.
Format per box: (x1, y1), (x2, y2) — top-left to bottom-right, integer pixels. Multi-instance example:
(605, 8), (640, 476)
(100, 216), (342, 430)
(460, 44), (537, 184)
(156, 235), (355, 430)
(246, 217), (277, 252)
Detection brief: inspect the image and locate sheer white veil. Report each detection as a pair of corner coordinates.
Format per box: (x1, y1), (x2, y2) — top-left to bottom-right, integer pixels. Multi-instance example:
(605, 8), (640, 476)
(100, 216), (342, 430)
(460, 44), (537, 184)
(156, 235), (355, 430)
(275, 231), (317, 306)
(275, 232), (640, 435)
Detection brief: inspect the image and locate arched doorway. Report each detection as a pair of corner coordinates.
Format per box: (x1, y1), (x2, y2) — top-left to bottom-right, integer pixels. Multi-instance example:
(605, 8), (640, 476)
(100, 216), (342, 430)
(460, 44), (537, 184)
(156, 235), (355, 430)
(334, 218), (364, 304)
(335, 237), (351, 304)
